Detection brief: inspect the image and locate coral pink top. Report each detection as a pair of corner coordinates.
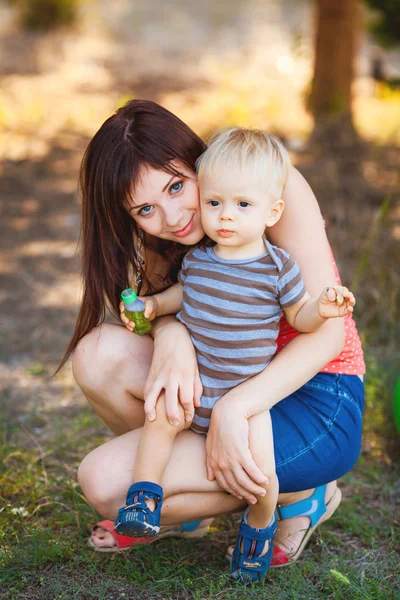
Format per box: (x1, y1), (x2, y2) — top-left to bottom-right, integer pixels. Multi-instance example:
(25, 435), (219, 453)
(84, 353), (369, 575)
(276, 246), (366, 376)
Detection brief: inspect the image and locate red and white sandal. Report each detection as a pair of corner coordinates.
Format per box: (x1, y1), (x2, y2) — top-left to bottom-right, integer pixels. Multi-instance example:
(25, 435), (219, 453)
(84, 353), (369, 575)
(88, 518), (212, 553)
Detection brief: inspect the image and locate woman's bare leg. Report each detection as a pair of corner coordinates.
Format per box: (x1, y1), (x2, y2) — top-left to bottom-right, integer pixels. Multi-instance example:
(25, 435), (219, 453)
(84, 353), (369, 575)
(72, 324), (153, 434)
(78, 428), (238, 520)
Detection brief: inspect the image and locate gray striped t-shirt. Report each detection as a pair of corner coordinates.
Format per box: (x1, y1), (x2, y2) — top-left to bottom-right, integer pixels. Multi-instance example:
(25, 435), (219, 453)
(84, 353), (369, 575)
(177, 239), (307, 434)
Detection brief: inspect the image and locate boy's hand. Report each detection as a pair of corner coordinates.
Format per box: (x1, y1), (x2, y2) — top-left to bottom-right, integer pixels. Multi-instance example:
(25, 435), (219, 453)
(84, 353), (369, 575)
(119, 296), (159, 332)
(318, 286), (356, 319)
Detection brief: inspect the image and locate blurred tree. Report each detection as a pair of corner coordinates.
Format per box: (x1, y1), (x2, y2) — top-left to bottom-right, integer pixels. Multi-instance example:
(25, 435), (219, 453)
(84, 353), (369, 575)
(9, 0), (79, 31)
(364, 0), (400, 47)
(365, 0), (400, 91)
(308, 0), (361, 147)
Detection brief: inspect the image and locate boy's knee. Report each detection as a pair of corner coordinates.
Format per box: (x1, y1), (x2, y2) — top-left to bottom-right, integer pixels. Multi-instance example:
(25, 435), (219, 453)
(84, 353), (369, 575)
(145, 413), (186, 434)
(262, 471), (279, 492)
(148, 395), (186, 433)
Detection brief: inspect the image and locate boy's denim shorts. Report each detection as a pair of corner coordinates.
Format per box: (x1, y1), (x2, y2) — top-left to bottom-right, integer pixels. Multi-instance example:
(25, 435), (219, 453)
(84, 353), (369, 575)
(271, 372), (364, 493)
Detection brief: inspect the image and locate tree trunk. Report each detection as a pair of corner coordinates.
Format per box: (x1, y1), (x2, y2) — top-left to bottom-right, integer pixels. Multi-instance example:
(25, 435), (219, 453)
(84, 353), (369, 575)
(309, 0), (361, 147)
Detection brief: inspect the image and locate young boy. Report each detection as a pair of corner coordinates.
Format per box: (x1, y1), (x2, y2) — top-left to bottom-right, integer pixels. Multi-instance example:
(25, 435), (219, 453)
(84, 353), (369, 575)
(114, 128), (355, 582)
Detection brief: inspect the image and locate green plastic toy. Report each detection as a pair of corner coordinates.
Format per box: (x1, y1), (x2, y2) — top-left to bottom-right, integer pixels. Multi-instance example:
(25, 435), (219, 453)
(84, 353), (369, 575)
(121, 288), (151, 336)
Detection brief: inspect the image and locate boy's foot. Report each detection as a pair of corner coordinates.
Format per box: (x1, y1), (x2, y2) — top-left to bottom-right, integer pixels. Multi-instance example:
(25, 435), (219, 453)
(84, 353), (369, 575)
(114, 481), (163, 538)
(231, 509), (278, 583)
(225, 482), (340, 567)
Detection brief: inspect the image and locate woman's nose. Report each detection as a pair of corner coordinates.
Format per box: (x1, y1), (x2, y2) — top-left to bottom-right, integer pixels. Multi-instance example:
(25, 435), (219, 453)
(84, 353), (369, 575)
(164, 205), (184, 228)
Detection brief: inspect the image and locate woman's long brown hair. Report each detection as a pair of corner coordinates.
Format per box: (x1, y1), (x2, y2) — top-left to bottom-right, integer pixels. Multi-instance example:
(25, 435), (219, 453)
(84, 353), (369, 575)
(56, 99), (207, 372)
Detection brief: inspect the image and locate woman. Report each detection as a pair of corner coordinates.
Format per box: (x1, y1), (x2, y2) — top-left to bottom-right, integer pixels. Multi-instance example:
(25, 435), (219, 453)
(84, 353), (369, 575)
(60, 99), (365, 565)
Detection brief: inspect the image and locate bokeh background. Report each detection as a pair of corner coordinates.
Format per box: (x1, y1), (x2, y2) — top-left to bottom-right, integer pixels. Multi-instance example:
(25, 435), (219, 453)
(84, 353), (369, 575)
(1, 1), (399, 599)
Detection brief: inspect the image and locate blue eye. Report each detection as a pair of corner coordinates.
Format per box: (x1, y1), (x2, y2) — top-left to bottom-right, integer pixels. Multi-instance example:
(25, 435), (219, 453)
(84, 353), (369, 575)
(170, 181), (183, 193)
(209, 200), (219, 207)
(139, 205), (153, 216)
(239, 201), (250, 207)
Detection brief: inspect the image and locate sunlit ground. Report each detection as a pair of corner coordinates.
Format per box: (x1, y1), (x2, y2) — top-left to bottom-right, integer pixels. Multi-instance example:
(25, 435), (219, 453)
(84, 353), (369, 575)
(1, 52), (400, 162)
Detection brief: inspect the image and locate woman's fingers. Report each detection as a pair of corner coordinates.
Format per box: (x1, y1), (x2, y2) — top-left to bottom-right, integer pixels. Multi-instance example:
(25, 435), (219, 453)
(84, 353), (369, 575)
(144, 382), (161, 421)
(179, 379), (195, 423)
(164, 381), (181, 426)
(220, 470), (252, 501)
(206, 462), (215, 481)
(241, 457), (269, 487)
(193, 373), (203, 408)
(232, 465), (267, 499)
(213, 470), (237, 497)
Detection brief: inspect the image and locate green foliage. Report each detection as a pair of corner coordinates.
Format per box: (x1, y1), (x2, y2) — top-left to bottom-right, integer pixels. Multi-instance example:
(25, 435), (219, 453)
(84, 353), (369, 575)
(9, 0), (80, 31)
(365, 0), (400, 48)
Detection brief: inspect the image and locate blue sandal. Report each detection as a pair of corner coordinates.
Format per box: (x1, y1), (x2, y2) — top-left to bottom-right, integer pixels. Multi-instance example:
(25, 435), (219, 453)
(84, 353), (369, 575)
(114, 481), (163, 538)
(231, 509), (278, 583)
(272, 484), (342, 567)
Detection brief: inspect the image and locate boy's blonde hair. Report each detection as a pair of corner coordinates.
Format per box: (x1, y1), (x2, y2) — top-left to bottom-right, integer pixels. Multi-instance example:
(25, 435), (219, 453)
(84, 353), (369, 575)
(196, 127), (291, 201)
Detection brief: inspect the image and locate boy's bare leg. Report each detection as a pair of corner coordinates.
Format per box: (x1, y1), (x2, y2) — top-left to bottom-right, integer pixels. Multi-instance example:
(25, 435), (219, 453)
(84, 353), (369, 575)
(133, 393), (187, 510)
(246, 410), (278, 553)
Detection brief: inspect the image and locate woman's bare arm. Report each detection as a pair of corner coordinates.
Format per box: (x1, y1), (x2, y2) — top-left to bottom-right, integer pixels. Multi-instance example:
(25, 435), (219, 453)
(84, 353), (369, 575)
(144, 316), (202, 425)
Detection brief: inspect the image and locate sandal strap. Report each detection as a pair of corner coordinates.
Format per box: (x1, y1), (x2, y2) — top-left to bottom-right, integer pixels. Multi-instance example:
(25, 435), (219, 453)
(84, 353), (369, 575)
(180, 520), (203, 533)
(239, 510), (277, 559)
(239, 516), (278, 544)
(126, 481), (163, 505)
(276, 484), (327, 527)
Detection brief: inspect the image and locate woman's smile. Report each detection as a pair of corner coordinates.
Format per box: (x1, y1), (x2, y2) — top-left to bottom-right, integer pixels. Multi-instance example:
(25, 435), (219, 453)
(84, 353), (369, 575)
(171, 214), (195, 237)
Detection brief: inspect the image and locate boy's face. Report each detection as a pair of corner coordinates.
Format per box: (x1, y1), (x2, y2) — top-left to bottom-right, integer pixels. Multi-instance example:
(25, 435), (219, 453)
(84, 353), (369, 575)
(199, 170), (283, 249)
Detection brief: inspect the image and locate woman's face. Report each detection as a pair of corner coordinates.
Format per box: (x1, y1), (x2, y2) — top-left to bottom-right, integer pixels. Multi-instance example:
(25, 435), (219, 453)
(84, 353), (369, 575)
(127, 163), (205, 245)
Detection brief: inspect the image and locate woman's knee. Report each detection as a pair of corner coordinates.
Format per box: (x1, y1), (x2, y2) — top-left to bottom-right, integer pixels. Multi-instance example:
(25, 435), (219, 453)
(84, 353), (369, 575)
(73, 325), (122, 388)
(72, 324), (151, 394)
(77, 450), (119, 517)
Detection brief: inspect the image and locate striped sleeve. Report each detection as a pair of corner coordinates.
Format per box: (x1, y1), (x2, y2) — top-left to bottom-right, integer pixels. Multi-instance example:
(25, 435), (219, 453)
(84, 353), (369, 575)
(178, 250), (193, 285)
(277, 255), (307, 308)
(178, 263), (186, 285)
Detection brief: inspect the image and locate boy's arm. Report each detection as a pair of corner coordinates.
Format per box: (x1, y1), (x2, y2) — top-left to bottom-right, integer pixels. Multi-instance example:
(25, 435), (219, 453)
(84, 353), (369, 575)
(151, 283), (183, 317)
(283, 286), (355, 332)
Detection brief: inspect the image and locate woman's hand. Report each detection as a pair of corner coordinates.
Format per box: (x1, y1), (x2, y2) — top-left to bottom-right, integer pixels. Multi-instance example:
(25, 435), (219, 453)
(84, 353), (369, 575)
(144, 318), (202, 426)
(119, 296), (158, 332)
(206, 393), (269, 504)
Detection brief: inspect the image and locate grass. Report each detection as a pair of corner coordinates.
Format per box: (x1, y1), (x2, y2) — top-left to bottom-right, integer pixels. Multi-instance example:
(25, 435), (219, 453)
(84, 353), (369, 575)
(1, 356), (399, 600)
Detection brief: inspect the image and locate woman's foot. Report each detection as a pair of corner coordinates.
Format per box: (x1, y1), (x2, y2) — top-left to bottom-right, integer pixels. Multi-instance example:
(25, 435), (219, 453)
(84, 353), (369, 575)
(89, 518), (213, 552)
(272, 481), (338, 565)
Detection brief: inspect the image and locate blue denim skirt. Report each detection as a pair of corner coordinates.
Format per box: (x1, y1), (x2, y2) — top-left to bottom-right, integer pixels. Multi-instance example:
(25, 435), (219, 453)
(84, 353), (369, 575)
(271, 372), (364, 493)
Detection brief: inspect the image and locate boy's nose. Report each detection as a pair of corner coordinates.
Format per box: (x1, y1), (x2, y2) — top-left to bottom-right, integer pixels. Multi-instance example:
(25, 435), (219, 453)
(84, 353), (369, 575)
(220, 208), (234, 221)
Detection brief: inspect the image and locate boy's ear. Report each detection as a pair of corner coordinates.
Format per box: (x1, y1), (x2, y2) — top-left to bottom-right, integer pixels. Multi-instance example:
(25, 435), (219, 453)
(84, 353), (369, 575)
(265, 199), (284, 227)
